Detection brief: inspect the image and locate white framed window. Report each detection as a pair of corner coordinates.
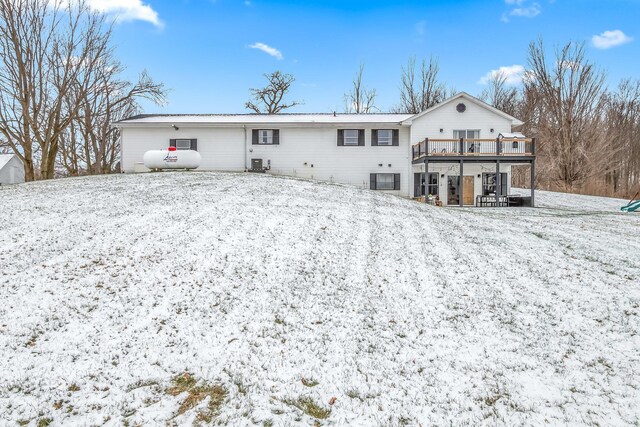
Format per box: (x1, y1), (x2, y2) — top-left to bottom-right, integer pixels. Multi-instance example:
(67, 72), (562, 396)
(344, 129), (359, 145)
(175, 139), (192, 150)
(376, 173), (395, 190)
(377, 129), (393, 146)
(259, 130), (273, 145)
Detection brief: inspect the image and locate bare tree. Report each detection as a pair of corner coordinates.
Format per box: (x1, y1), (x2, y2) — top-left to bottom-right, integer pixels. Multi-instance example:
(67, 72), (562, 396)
(603, 79), (640, 195)
(59, 67), (166, 176)
(245, 71), (302, 114)
(478, 71), (520, 117)
(524, 39), (608, 191)
(344, 63), (377, 113)
(394, 55), (447, 114)
(0, 0), (111, 181)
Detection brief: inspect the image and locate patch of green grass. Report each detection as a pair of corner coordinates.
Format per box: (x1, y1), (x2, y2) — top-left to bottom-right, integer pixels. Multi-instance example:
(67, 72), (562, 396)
(301, 378), (319, 388)
(17, 420), (31, 426)
(67, 383), (80, 392)
(166, 372), (227, 423)
(283, 396), (331, 420)
(37, 418), (53, 427)
(346, 389), (361, 400)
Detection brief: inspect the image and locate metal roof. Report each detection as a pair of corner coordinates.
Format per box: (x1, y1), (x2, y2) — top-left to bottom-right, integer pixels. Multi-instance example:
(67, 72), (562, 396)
(115, 113), (414, 125)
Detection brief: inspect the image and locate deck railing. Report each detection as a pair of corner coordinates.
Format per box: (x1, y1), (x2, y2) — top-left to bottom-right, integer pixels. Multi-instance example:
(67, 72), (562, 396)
(412, 137), (535, 160)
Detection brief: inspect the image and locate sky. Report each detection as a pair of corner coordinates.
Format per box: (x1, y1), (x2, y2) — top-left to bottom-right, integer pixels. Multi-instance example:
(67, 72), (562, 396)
(94, 0), (639, 114)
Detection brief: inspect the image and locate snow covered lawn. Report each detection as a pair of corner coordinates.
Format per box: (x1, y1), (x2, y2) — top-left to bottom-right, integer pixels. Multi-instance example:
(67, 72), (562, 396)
(0, 172), (638, 426)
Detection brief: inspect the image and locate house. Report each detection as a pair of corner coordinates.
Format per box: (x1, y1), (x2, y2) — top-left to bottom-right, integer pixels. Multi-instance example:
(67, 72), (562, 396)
(0, 154), (25, 185)
(115, 92), (535, 206)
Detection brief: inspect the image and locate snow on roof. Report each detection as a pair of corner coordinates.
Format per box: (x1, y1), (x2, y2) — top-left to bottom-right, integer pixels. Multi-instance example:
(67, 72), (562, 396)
(0, 154), (16, 170)
(115, 113), (414, 126)
(498, 132), (527, 139)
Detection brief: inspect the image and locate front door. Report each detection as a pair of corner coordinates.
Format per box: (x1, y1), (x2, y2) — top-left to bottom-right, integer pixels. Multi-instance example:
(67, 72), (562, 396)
(447, 175), (474, 205)
(463, 176), (475, 205)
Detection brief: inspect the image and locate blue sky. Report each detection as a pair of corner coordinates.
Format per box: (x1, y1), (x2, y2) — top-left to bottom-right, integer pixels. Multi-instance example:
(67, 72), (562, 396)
(100, 0), (639, 114)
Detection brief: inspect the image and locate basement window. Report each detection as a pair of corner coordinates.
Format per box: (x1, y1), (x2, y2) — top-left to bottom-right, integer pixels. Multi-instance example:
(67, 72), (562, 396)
(370, 173), (400, 190)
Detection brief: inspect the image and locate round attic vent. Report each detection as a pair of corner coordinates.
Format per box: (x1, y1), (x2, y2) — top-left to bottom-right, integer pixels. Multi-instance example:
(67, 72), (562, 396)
(456, 103), (466, 113)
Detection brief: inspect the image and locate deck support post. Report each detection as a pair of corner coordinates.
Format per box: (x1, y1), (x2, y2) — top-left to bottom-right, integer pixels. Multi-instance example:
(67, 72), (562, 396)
(496, 160), (501, 206)
(459, 160), (464, 207)
(424, 158), (429, 203)
(530, 159), (535, 207)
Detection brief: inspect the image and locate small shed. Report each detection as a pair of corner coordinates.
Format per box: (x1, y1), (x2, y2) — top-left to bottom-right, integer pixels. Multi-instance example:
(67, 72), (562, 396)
(0, 154), (25, 185)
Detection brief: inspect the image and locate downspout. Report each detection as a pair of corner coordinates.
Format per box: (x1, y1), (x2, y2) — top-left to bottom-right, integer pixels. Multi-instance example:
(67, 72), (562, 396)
(243, 125), (247, 171)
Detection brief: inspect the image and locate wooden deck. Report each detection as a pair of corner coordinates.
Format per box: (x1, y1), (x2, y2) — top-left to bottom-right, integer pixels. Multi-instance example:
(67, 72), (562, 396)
(412, 138), (535, 161)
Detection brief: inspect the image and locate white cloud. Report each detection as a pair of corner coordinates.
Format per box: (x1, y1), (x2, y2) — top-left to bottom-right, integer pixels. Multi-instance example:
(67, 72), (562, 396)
(592, 30), (633, 49)
(479, 65), (526, 85)
(415, 20), (426, 36)
(71, 0), (162, 27)
(501, 1), (541, 23)
(248, 42), (283, 60)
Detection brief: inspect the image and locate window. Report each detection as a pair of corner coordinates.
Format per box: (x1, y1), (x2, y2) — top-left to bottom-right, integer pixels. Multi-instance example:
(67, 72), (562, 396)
(344, 129), (359, 145)
(170, 139), (197, 151)
(338, 129), (364, 146)
(414, 173), (439, 197)
(252, 129), (280, 145)
(370, 173), (400, 190)
(453, 129), (480, 139)
(482, 173), (508, 196)
(426, 172), (439, 196)
(176, 139), (191, 150)
(259, 130), (273, 145)
(378, 130), (392, 145)
(454, 130), (480, 153)
(372, 129), (399, 146)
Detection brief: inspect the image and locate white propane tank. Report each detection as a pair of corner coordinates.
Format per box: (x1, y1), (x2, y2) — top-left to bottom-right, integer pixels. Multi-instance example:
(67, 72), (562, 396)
(143, 147), (202, 170)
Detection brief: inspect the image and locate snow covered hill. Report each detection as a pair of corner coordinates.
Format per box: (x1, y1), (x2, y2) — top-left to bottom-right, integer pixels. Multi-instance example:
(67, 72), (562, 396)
(0, 172), (638, 426)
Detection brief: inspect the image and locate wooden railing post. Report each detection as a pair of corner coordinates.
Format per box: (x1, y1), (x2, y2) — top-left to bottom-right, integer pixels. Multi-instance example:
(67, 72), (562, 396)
(459, 138), (464, 155)
(531, 138), (536, 155)
(496, 137), (501, 155)
(425, 138), (429, 156)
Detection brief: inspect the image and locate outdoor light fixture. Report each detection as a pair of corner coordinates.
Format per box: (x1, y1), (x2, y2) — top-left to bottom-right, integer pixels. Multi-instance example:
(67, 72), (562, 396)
(388, 164), (392, 167)
(477, 174), (481, 178)
(172, 124), (179, 131)
(439, 128), (443, 133)
(378, 163), (383, 167)
(441, 174), (445, 178)
(490, 128), (494, 133)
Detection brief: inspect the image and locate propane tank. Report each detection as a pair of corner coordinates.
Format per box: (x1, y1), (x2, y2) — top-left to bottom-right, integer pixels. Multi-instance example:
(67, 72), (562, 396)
(143, 147), (202, 170)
